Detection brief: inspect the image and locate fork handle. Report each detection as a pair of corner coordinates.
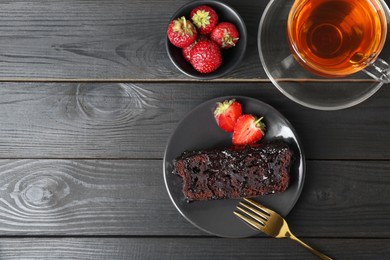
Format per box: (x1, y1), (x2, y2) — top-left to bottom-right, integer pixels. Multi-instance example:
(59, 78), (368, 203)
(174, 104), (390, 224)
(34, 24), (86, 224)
(288, 234), (332, 260)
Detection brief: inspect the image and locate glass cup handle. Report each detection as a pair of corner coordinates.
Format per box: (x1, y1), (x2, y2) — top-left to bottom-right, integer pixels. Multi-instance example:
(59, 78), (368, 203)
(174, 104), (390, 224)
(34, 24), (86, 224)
(363, 58), (390, 83)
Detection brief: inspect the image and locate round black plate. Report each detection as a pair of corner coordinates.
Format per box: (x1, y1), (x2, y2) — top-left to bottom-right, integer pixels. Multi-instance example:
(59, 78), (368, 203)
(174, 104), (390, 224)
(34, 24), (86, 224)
(163, 96), (305, 238)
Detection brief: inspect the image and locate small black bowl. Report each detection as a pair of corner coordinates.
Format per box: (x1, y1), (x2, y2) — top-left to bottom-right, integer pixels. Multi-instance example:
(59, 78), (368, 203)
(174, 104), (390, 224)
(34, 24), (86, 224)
(166, 0), (247, 80)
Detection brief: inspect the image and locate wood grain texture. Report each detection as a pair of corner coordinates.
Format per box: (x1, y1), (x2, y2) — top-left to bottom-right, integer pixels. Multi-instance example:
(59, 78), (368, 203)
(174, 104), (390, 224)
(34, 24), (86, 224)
(0, 159), (187, 235)
(1, 0), (390, 81)
(0, 238), (388, 259)
(288, 160), (390, 237)
(0, 159), (388, 237)
(3, 0), (388, 81)
(0, 82), (388, 159)
(0, 0), (267, 80)
(0, 0), (388, 258)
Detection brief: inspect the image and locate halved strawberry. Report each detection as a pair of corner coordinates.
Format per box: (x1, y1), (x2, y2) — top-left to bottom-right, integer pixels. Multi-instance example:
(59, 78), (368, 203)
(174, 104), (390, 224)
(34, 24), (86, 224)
(232, 115), (266, 145)
(213, 99), (242, 132)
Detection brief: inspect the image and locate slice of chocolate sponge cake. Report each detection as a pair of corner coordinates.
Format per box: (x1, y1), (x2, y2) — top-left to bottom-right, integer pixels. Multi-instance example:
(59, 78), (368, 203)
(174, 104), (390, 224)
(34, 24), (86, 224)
(174, 141), (293, 201)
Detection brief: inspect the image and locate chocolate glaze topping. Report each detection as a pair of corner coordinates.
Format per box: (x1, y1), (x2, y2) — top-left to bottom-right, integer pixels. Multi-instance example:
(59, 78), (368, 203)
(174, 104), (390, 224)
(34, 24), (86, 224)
(174, 141), (293, 201)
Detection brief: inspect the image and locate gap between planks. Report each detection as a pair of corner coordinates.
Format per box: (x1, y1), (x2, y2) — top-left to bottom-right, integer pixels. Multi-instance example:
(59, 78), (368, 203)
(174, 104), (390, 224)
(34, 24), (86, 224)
(0, 78), (379, 83)
(0, 235), (388, 239)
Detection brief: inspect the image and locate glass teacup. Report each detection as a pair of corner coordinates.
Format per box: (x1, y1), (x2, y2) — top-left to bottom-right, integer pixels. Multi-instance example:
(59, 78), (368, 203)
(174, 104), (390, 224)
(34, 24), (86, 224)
(259, 0), (390, 110)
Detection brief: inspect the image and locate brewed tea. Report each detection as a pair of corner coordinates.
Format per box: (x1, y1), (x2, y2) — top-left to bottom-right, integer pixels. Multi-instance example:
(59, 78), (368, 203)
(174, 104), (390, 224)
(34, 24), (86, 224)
(287, 0), (387, 77)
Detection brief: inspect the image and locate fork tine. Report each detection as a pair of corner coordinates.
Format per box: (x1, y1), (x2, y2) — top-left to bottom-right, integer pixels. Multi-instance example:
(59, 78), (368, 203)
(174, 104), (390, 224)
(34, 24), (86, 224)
(237, 199), (333, 260)
(233, 210), (264, 231)
(236, 205), (267, 225)
(238, 202), (269, 221)
(243, 198), (271, 215)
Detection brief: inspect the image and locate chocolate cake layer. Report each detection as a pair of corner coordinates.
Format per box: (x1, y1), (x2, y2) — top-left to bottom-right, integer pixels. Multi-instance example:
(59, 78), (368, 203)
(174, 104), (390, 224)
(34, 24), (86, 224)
(174, 141), (293, 201)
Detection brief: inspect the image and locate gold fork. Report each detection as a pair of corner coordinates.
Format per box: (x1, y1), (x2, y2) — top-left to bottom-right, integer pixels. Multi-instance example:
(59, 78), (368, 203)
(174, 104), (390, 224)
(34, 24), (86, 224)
(234, 198), (332, 260)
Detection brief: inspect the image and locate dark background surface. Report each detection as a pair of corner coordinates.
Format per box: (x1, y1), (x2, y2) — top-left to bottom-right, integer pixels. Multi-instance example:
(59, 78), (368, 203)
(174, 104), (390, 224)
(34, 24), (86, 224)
(0, 0), (389, 259)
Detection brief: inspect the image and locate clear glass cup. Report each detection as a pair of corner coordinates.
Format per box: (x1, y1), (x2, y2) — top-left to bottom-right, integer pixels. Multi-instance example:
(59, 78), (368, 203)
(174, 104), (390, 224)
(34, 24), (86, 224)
(258, 0), (390, 110)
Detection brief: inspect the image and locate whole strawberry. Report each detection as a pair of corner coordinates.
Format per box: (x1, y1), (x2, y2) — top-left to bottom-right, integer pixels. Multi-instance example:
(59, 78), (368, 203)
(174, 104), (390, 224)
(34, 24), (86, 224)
(232, 115), (266, 146)
(182, 35), (207, 62)
(190, 39), (222, 73)
(182, 41), (197, 62)
(211, 22), (239, 49)
(214, 99), (242, 132)
(167, 16), (198, 48)
(190, 5), (218, 35)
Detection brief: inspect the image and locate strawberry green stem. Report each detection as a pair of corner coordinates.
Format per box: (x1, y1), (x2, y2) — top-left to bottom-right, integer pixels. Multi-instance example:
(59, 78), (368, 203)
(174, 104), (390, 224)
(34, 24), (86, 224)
(254, 117), (263, 125)
(254, 116), (266, 135)
(173, 17), (194, 36)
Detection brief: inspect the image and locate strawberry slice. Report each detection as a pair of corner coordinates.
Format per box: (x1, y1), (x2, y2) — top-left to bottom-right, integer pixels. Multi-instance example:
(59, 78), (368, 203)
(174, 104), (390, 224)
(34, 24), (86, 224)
(213, 99), (242, 132)
(232, 114), (266, 145)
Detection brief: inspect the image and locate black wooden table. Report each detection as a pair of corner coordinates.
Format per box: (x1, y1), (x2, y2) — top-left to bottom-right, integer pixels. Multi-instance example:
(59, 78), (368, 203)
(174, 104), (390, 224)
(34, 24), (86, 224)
(0, 0), (389, 259)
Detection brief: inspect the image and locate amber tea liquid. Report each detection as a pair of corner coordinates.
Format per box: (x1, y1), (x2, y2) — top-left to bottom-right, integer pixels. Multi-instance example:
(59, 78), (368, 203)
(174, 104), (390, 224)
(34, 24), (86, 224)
(287, 0), (387, 77)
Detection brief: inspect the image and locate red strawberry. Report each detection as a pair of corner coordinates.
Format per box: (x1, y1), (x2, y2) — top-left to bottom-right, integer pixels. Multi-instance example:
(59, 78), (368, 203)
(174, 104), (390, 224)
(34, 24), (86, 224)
(190, 39), (222, 73)
(232, 115), (266, 146)
(190, 5), (218, 35)
(182, 41), (197, 62)
(182, 35), (208, 62)
(167, 16), (198, 48)
(213, 99), (242, 132)
(211, 22), (239, 49)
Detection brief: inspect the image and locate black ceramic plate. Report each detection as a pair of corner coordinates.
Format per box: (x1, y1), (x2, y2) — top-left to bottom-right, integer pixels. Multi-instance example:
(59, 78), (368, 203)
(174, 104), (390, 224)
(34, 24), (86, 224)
(163, 96), (305, 238)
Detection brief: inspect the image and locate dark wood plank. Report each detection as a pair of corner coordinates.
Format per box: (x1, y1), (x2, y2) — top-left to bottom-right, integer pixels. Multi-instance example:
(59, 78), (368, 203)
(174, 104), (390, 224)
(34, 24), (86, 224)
(0, 159), (198, 236)
(0, 159), (388, 237)
(289, 160), (390, 237)
(0, 238), (388, 259)
(0, 0), (267, 80)
(0, 159), (190, 235)
(1, 0), (390, 80)
(0, 82), (388, 159)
